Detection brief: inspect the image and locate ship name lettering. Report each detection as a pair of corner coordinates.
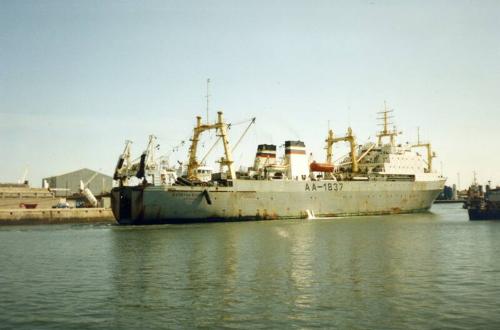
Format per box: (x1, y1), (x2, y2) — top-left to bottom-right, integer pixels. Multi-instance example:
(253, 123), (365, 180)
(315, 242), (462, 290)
(172, 192), (197, 198)
(305, 183), (317, 191)
(305, 182), (343, 192)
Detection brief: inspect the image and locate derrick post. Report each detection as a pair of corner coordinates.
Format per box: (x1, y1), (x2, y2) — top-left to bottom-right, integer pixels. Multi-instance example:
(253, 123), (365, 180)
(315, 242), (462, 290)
(427, 143), (433, 173)
(411, 142), (434, 173)
(326, 129), (334, 165)
(347, 127), (359, 173)
(217, 111), (236, 180)
(187, 116), (203, 180)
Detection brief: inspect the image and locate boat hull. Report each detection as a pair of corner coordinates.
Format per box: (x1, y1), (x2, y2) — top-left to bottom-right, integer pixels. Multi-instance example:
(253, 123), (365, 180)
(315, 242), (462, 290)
(111, 179), (445, 224)
(468, 208), (500, 221)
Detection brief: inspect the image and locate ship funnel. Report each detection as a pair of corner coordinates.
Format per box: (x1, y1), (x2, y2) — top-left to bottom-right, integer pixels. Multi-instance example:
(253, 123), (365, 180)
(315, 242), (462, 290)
(284, 140), (308, 180)
(253, 144), (277, 170)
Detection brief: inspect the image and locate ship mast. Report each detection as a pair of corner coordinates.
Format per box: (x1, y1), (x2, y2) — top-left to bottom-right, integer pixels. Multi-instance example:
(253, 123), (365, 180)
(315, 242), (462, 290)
(376, 101), (398, 146)
(205, 78), (210, 124)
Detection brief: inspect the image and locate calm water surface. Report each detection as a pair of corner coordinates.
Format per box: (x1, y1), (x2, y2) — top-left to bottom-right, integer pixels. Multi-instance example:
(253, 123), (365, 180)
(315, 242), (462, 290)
(1, 204), (499, 329)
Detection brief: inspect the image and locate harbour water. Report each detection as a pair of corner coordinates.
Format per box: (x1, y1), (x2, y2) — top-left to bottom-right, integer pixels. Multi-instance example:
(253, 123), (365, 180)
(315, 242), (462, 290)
(1, 204), (499, 329)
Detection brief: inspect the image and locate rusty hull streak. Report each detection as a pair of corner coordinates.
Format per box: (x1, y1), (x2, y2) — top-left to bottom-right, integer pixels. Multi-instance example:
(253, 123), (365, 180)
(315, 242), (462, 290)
(390, 207), (402, 214)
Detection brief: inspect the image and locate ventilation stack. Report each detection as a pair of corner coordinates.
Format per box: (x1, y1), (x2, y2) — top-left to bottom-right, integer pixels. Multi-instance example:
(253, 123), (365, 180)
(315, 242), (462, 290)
(284, 141), (308, 180)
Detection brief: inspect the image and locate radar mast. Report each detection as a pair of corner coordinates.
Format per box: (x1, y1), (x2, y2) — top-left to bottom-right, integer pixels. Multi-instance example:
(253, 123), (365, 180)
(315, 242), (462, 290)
(376, 101), (399, 146)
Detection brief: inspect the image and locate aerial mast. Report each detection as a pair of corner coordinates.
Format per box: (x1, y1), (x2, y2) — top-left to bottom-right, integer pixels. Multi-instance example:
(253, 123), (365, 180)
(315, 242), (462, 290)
(206, 78), (210, 124)
(376, 101), (398, 146)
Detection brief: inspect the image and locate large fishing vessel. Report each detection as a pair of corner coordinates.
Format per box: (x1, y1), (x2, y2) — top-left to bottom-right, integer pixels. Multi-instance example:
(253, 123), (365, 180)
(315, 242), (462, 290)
(111, 106), (445, 224)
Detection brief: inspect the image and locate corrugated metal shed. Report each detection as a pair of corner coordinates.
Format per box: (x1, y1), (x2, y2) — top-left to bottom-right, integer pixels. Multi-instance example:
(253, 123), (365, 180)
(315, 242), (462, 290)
(42, 168), (113, 197)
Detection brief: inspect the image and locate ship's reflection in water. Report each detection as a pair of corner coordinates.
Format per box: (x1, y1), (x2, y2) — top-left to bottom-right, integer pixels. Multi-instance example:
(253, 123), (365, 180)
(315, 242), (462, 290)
(105, 205), (500, 328)
(4, 204), (500, 329)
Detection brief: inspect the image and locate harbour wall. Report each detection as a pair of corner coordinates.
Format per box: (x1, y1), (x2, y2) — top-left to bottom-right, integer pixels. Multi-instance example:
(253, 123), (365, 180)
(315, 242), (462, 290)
(0, 208), (115, 225)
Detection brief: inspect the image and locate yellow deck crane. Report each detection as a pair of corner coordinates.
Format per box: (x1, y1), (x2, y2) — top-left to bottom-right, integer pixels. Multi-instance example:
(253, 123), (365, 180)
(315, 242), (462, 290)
(187, 111), (235, 181)
(325, 127), (359, 173)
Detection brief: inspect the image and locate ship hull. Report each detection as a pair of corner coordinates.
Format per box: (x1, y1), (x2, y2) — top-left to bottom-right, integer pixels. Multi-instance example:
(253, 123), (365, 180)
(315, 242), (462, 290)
(468, 208), (500, 221)
(111, 179), (445, 224)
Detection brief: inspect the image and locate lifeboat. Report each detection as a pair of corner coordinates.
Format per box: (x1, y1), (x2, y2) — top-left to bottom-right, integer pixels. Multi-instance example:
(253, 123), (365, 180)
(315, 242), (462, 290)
(309, 161), (334, 173)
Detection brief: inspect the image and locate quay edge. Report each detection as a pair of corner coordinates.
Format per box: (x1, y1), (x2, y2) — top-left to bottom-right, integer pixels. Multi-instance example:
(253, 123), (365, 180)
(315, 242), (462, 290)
(0, 208), (114, 225)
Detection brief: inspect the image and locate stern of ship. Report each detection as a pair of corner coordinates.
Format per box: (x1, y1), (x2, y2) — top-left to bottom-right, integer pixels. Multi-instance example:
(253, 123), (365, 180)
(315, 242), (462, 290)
(111, 186), (144, 225)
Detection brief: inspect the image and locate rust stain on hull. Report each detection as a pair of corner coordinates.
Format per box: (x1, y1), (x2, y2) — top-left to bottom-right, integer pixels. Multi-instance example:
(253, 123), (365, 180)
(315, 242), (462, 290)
(390, 207), (402, 214)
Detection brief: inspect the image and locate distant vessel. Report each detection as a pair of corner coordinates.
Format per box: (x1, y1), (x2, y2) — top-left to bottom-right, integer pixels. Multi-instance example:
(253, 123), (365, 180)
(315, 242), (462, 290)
(111, 105), (446, 224)
(465, 181), (500, 220)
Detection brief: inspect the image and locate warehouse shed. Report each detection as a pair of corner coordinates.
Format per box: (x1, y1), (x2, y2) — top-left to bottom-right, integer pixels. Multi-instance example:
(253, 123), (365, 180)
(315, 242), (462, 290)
(42, 168), (113, 197)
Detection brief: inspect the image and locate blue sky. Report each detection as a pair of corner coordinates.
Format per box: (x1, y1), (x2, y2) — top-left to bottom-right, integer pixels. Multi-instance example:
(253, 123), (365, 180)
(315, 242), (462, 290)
(1, 0), (499, 188)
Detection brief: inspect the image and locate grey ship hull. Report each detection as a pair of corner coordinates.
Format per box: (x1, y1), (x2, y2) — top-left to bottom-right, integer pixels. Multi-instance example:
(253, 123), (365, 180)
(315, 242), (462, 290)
(111, 179), (445, 224)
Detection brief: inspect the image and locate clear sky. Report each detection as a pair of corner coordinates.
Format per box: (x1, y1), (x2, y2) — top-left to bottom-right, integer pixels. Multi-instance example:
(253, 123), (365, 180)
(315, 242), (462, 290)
(1, 0), (499, 189)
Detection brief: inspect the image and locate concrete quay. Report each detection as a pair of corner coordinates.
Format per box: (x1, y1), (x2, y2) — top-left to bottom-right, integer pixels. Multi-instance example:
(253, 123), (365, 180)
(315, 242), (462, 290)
(0, 208), (115, 225)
